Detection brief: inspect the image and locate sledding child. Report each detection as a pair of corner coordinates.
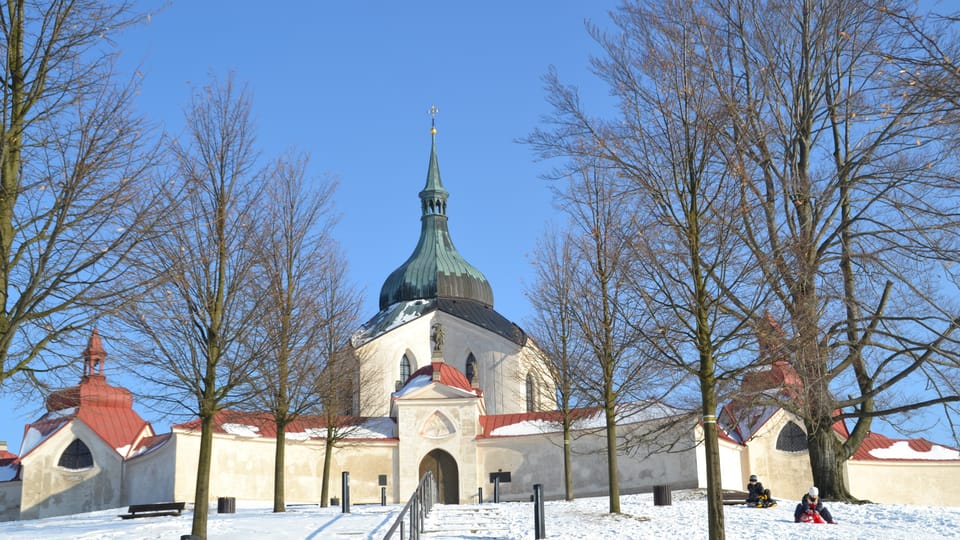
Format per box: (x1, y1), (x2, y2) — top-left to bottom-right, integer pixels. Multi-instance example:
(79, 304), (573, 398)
(794, 486), (836, 524)
(746, 474), (775, 507)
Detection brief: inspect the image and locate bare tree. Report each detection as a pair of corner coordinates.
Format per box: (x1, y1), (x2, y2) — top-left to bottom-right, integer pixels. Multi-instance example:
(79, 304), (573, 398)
(705, 0), (960, 499)
(250, 152), (341, 512)
(523, 149), (654, 513)
(312, 245), (370, 508)
(525, 226), (590, 501)
(527, 6), (756, 534)
(118, 75), (267, 539)
(530, 0), (960, 507)
(0, 1), (161, 395)
(580, 3), (764, 536)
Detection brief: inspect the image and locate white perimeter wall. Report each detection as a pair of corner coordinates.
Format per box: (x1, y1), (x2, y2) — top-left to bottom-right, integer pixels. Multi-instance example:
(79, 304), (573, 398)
(123, 438), (176, 505)
(847, 460), (960, 506)
(168, 430), (399, 506)
(0, 481), (21, 521)
(477, 422), (700, 502)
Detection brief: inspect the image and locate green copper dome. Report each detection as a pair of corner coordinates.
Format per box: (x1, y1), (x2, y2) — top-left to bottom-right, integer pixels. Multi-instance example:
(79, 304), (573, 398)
(378, 124), (494, 310)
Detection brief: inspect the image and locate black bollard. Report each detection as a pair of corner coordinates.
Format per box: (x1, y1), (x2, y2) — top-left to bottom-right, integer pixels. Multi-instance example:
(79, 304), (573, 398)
(533, 483), (545, 539)
(493, 477), (500, 503)
(342, 471), (351, 513)
(382, 486), (387, 506)
(478, 487), (483, 504)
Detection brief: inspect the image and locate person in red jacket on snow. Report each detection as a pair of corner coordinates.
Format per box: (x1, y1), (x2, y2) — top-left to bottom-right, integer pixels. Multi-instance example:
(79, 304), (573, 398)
(794, 486), (836, 524)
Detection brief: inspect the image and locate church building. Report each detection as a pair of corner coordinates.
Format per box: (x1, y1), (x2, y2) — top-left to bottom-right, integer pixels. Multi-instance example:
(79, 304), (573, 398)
(0, 123), (959, 521)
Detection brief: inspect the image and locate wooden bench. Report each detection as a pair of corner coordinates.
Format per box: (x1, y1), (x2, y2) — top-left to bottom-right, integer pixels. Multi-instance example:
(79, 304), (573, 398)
(722, 491), (750, 506)
(119, 501), (186, 519)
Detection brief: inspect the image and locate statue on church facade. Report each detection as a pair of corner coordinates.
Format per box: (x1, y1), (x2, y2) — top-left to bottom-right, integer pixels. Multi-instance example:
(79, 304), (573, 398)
(431, 322), (445, 353)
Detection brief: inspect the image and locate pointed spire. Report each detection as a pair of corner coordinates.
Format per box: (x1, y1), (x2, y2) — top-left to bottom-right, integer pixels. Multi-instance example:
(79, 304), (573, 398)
(377, 110), (495, 310)
(83, 327), (106, 377)
(422, 104), (447, 215)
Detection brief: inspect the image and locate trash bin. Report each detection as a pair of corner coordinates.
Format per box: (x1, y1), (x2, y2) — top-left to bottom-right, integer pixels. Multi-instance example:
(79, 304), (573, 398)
(653, 485), (672, 506)
(217, 496), (236, 513)
(330, 497), (339, 507)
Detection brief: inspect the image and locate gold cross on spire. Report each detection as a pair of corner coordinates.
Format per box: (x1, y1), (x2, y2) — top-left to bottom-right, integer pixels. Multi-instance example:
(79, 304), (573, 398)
(429, 104), (439, 135)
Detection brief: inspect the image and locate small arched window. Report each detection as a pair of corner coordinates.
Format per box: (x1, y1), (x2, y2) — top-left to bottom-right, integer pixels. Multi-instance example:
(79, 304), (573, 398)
(465, 353), (477, 385)
(776, 421), (808, 452)
(400, 354), (412, 384)
(526, 373), (536, 412)
(58, 439), (93, 470)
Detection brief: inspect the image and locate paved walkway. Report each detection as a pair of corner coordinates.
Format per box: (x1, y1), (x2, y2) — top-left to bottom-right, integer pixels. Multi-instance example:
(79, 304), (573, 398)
(420, 503), (515, 539)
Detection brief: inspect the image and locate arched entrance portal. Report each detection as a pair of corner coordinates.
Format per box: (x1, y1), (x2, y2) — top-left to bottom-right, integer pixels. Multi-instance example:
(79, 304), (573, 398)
(418, 449), (459, 504)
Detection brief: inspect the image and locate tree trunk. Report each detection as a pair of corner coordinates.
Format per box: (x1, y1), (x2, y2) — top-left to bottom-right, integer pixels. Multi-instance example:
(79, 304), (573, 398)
(191, 412), (215, 538)
(701, 381), (724, 540)
(320, 432), (334, 507)
(806, 415), (854, 500)
(273, 419), (288, 512)
(563, 423), (574, 501)
(604, 386), (620, 513)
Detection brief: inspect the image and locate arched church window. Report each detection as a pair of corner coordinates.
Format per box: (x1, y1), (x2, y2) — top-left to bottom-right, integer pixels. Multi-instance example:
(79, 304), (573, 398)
(526, 373), (536, 412)
(58, 439), (93, 470)
(776, 421), (808, 452)
(465, 354), (477, 385)
(400, 355), (412, 384)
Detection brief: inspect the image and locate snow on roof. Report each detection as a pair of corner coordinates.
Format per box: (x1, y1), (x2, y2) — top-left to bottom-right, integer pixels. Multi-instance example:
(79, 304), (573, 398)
(869, 441), (960, 460)
(285, 418), (395, 440)
(20, 417), (71, 457)
(852, 432), (960, 461)
(347, 417), (395, 439)
(126, 434), (171, 459)
(392, 363), (482, 398)
(484, 402), (681, 438)
(393, 374), (432, 398)
(174, 410), (398, 441)
(223, 423), (261, 437)
(352, 299), (432, 346)
(490, 418), (564, 437)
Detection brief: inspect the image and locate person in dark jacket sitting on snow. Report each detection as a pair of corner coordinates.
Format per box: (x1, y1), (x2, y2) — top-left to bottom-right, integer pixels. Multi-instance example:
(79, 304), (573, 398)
(794, 486), (835, 524)
(746, 474), (775, 507)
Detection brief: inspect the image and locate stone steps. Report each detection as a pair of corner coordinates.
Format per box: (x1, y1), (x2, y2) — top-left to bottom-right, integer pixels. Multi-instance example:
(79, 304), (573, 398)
(421, 503), (516, 538)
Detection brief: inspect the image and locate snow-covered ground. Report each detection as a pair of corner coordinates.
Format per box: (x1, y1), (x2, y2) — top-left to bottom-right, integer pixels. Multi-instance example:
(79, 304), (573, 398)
(1, 489), (958, 539)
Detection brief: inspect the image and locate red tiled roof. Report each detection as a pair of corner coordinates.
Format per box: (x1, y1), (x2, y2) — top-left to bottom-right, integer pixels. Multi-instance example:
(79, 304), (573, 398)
(0, 448), (16, 463)
(129, 433), (172, 457)
(851, 432), (960, 461)
(479, 407), (600, 438)
(26, 331), (153, 458)
(24, 375), (152, 459)
(73, 377), (151, 454)
(172, 410), (396, 440)
(406, 362), (482, 396)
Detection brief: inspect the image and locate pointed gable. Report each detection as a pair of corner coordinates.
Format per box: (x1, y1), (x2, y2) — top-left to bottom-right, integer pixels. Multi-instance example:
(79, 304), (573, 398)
(397, 362), (482, 398)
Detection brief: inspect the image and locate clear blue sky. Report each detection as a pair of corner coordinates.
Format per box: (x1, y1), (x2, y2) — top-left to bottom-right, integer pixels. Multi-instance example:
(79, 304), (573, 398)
(0, 1), (619, 452)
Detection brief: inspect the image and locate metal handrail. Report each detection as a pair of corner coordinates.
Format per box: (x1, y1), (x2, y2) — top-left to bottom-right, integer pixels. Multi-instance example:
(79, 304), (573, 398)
(383, 471), (436, 540)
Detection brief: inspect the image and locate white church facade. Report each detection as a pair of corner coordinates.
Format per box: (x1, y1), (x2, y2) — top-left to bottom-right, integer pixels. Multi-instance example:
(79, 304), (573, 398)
(1, 125), (959, 521)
